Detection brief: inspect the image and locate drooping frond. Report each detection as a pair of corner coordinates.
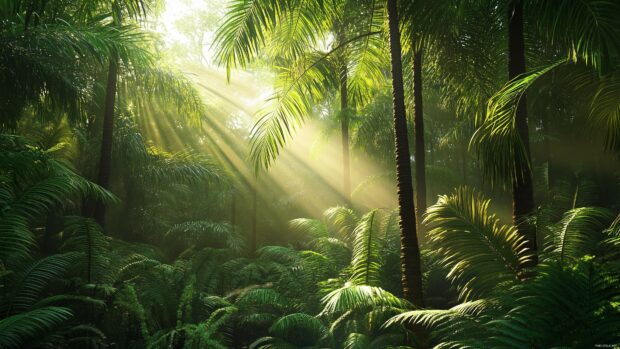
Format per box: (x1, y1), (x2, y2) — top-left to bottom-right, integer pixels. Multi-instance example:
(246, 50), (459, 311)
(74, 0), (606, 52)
(268, 313), (330, 347)
(142, 147), (224, 184)
(3, 252), (81, 313)
(471, 60), (566, 184)
(544, 207), (614, 263)
(589, 74), (620, 151)
(249, 51), (337, 172)
(289, 218), (329, 239)
(0, 307), (73, 349)
(213, 0), (286, 79)
(320, 285), (409, 316)
(423, 187), (531, 300)
(528, 0), (620, 73)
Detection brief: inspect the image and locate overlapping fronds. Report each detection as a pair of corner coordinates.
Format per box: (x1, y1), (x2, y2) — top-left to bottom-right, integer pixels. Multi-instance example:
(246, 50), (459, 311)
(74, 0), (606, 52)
(0, 19), (150, 126)
(62, 216), (110, 283)
(213, 0), (287, 79)
(249, 51), (337, 172)
(142, 146), (224, 184)
(423, 187), (531, 300)
(123, 66), (207, 125)
(166, 220), (243, 252)
(528, 0), (620, 73)
(323, 206), (358, 242)
(2, 252), (81, 314)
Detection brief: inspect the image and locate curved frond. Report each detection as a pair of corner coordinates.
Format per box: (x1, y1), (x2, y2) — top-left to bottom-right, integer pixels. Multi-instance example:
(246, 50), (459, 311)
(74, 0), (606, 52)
(423, 187), (531, 300)
(544, 207), (614, 262)
(0, 307), (73, 349)
(471, 60), (565, 184)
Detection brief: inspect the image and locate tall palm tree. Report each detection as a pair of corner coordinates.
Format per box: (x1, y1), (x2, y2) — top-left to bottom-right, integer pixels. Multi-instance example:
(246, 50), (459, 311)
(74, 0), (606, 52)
(507, 0), (536, 266)
(472, 0), (620, 268)
(94, 57), (119, 225)
(412, 48), (426, 231)
(386, 0), (424, 307)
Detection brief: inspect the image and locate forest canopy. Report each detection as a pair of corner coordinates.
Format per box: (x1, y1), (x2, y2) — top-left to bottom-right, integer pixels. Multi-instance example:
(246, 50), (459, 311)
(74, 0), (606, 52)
(1, 0), (620, 348)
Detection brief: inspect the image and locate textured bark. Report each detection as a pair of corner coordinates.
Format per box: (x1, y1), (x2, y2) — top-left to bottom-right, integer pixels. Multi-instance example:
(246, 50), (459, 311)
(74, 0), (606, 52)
(413, 49), (427, 231)
(93, 59), (118, 226)
(387, 0), (424, 307)
(340, 64), (351, 202)
(508, 0), (537, 267)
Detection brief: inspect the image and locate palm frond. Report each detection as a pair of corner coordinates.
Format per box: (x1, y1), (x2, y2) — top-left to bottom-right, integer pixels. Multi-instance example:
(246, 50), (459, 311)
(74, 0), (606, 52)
(544, 207), (614, 263)
(471, 60), (565, 184)
(349, 210), (382, 286)
(268, 313), (329, 347)
(320, 285), (409, 316)
(0, 306), (73, 349)
(323, 206), (358, 242)
(423, 187), (531, 300)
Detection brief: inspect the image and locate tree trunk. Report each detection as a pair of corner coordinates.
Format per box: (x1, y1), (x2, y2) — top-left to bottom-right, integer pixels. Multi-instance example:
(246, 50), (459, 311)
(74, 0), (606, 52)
(340, 64), (351, 203)
(249, 179), (258, 256)
(508, 0), (537, 267)
(413, 49), (426, 232)
(386, 0), (424, 308)
(93, 59), (118, 226)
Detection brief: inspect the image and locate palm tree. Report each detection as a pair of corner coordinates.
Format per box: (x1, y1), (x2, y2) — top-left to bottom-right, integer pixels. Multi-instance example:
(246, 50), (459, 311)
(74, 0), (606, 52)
(506, 0), (536, 267)
(387, 188), (620, 348)
(386, 0), (424, 308)
(471, 0), (620, 268)
(214, 0), (386, 202)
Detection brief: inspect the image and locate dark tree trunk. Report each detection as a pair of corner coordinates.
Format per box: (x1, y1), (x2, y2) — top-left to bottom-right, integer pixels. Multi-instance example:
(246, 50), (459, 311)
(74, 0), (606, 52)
(340, 65), (351, 203)
(508, 0), (537, 267)
(93, 59), (118, 226)
(387, 0), (424, 308)
(413, 49), (426, 231)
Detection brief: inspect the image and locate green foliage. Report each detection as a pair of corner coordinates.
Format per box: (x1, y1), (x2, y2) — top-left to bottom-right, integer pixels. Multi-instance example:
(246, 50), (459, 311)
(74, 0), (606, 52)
(0, 306), (73, 349)
(423, 187), (531, 300)
(2, 1), (620, 348)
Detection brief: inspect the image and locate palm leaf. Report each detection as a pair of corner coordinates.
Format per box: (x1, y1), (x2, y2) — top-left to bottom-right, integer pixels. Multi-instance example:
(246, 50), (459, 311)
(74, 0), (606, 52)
(423, 187), (531, 300)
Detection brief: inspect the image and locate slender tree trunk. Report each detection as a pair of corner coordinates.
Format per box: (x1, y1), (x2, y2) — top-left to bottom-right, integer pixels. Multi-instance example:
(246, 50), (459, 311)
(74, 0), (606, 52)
(250, 179), (258, 256)
(387, 0), (424, 308)
(340, 65), (351, 203)
(93, 59), (118, 226)
(508, 0), (537, 267)
(413, 49), (426, 231)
